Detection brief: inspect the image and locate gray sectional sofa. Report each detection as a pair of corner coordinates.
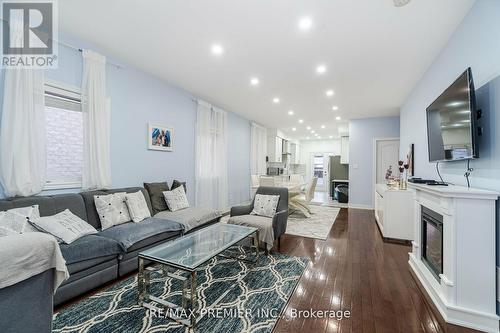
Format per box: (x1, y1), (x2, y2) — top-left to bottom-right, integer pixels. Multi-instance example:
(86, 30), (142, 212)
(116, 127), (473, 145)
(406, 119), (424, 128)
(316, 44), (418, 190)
(0, 186), (221, 307)
(0, 269), (55, 333)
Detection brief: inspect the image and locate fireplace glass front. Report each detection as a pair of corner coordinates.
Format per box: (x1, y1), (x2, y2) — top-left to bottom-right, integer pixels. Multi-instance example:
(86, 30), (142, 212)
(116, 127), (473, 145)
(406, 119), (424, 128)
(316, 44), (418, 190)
(421, 206), (443, 280)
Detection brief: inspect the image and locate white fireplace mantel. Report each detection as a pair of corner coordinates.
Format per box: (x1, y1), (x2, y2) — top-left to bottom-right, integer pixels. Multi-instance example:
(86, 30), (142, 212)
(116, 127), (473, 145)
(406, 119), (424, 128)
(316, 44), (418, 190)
(408, 183), (499, 333)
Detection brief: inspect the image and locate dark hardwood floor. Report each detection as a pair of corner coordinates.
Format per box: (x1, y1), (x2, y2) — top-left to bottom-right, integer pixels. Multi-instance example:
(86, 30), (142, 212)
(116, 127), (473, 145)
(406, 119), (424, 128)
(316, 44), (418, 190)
(273, 208), (479, 333)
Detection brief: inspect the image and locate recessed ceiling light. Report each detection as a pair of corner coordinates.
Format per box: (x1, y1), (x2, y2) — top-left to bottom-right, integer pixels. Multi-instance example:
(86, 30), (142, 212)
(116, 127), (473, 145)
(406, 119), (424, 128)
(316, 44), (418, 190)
(292, 127), (297, 131)
(306, 126), (311, 130)
(393, 0), (411, 7)
(288, 110), (294, 115)
(316, 65), (326, 74)
(321, 125), (326, 129)
(329, 135), (333, 139)
(332, 106), (339, 111)
(318, 136), (322, 139)
(311, 130), (315, 134)
(250, 77), (259, 86)
(273, 97), (280, 104)
(335, 116), (341, 120)
(298, 119), (304, 124)
(326, 90), (334, 97)
(306, 136), (310, 140)
(298, 16), (313, 31)
(211, 44), (224, 55)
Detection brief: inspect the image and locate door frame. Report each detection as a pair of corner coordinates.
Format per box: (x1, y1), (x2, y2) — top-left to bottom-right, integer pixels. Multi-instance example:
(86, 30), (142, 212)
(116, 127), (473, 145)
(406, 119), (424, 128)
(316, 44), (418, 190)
(372, 137), (400, 207)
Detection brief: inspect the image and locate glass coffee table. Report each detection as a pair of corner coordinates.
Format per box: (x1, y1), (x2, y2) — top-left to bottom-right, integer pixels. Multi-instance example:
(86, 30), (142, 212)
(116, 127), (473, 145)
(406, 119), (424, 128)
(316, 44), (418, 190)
(137, 223), (259, 328)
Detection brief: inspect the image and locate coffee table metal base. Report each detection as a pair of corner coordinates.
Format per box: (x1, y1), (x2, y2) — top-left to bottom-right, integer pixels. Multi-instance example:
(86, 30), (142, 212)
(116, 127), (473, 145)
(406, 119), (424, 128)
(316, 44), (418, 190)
(137, 230), (260, 329)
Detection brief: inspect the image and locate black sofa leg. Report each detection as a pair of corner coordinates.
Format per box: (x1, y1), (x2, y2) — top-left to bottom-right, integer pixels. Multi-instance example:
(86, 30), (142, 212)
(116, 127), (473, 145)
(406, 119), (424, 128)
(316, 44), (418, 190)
(278, 236), (281, 249)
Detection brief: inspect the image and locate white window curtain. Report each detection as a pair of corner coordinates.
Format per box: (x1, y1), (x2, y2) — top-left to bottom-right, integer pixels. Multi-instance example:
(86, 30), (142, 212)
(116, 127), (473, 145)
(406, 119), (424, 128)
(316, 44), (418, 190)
(81, 50), (112, 190)
(0, 68), (46, 197)
(195, 100), (228, 211)
(0, 18), (46, 197)
(250, 122), (267, 175)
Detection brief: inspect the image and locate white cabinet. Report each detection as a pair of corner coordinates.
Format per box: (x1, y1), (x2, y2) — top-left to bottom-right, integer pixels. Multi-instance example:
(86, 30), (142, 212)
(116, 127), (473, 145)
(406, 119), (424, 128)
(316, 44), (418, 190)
(340, 136), (349, 164)
(374, 184), (414, 241)
(374, 190), (384, 227)
(275, 137), (283, 162)
(290, 143), (300, 164)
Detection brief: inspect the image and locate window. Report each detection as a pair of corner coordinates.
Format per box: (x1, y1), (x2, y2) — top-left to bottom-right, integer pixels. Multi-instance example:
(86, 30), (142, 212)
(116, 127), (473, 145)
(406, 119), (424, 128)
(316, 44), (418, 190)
(44, 82), (83, 189)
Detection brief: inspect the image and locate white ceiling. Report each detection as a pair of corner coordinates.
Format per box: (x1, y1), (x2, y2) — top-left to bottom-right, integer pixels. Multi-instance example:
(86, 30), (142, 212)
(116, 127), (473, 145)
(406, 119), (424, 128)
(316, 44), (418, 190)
(59, 0), (475, 140)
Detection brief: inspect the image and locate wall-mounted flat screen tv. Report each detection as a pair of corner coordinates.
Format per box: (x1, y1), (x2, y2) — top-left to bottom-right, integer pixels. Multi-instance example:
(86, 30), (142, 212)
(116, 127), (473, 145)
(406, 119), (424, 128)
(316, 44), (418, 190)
(426, 68), (478, 163)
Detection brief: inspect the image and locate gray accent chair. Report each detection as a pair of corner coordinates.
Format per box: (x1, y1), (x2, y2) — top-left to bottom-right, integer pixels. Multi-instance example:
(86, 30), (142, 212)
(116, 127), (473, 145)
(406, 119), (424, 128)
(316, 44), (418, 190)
(229, 186), (289, 250)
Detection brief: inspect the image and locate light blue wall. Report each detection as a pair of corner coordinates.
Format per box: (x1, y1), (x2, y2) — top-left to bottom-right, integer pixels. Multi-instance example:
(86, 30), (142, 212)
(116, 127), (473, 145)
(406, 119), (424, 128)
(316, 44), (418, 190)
(399, 0), (500, 183)
(0, 34), (251, 205)
(348, 116), (400, 207)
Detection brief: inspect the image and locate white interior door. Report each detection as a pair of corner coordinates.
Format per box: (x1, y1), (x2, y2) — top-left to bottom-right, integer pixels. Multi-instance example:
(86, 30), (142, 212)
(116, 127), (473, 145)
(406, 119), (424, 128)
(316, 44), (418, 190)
(376, 139), (400, 183)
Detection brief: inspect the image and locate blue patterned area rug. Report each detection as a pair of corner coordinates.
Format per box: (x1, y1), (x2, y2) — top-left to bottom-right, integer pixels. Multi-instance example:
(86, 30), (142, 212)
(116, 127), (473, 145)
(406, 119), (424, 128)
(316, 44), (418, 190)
(53, 249), (308, 333)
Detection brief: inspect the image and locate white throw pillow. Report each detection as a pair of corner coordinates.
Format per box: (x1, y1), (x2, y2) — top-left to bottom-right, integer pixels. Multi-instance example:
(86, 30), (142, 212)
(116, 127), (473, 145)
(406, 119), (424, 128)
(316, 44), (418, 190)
(163, 186), (189, 212)
(29, 209), (98, 244)
(125, 191), (151, 222)
(94, 192), (132, 230)
(251, 194), (280, 217)
(0, 205), (40, 236)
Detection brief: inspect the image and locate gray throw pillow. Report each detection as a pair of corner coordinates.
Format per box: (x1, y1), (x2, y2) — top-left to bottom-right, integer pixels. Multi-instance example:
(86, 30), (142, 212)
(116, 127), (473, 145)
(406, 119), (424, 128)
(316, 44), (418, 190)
(144, 182), (169, 214)
(171, 180), (187, 193)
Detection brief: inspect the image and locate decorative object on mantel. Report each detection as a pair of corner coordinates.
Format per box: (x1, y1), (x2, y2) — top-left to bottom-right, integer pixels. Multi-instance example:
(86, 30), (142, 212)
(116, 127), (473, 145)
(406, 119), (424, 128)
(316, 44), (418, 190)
(148, 123), (173, 151)
(385, 165), (393, 180)
(385, 166), (398, 189)
(398, 160), (407, 190)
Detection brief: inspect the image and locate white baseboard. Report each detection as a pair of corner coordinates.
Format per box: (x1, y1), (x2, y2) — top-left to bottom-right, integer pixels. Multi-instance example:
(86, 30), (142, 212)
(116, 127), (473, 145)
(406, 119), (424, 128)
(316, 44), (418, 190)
(348, 203), (374, 210)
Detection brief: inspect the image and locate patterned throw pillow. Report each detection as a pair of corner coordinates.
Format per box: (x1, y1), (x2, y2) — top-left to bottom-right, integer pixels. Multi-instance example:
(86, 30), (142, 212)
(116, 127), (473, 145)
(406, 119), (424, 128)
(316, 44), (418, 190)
(125, 191), (151, 222)
(29, 209), (98, 244)
(163, 186), (189, 212)
(251, 194), (280, 218)
(0, 205), (40, 236)
(94, 193), (132, 230)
